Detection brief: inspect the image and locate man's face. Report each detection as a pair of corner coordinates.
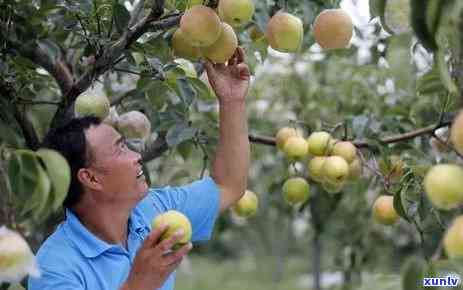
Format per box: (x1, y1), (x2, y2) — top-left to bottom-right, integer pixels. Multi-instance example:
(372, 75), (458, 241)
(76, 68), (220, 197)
(84, 124), (148, 204)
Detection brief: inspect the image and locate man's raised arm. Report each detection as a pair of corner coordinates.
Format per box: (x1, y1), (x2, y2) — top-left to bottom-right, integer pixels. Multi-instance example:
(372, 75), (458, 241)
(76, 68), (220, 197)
(205, 47), (251, 213)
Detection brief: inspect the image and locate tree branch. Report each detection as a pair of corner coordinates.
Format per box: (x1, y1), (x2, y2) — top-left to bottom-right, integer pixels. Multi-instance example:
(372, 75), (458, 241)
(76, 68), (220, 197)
(0, 81), (41, 150)
(51, 1), (181, 128)
(248, 120), (453, 149)
(13, 105), (40, 150)
(1, 34), (74, 95)
(142, 131), (168, 162)
(0, 156), (11, 226)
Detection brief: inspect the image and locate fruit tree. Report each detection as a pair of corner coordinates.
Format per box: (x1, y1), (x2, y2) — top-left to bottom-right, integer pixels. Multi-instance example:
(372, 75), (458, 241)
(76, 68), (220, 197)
(1, 0), (463, 289)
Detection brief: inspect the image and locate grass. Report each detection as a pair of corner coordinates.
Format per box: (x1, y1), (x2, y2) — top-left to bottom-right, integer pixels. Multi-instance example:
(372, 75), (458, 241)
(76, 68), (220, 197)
(175, 255), (406, 290)
(175, 255), (314, 290)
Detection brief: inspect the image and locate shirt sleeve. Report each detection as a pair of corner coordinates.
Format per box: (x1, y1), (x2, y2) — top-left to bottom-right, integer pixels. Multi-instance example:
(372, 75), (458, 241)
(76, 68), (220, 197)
(27, 265), (85, 290)
(137, 176), (221, 242)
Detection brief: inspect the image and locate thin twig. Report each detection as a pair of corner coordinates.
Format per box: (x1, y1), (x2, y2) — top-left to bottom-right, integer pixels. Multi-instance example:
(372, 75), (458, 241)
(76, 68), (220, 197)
(249, 120), (453, 150)
(16, 99), (60, 106)
(113, 67), (156, 78)
(75, 13), (93, 51)
(432, 132), (463, 159)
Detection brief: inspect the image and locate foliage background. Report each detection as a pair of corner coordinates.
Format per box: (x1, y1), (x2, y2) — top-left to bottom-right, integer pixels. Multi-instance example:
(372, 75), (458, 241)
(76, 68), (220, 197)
(1, 0), (463, 289)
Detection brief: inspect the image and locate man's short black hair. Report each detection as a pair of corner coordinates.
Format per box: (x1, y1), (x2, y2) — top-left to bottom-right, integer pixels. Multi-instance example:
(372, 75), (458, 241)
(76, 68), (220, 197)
(41, 116), (101, 209)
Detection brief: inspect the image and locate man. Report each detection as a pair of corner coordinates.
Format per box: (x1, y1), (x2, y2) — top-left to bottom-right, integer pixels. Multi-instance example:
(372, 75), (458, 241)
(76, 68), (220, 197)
(28, 47), (250, 290)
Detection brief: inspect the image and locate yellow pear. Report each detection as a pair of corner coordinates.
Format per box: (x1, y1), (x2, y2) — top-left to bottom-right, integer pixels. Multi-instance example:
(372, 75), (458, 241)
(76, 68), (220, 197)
(307, 131), (332, 156)
(331, 141), (357, 163)
(308, 156), (326, 183)
(218, 0), (255, 28)
(313, 9), (353, 49)
(232, 190), (258, 217)
(283, 136), (309, 160)
(275, 127), (299, 150)
(282, 177), (310, 205)
(171, 29), (202, 60)
(423, 164), (463, 210)
(322, 156), (349, 184)
(450, 110), (463, 155)
(201, 22), (238, 64)
(266, 11), (303, 53)
(443, 215), (463, 259)
(152, 210), (192, 247)
(372, 195), (399, 225)
(180, 5), (222, 47)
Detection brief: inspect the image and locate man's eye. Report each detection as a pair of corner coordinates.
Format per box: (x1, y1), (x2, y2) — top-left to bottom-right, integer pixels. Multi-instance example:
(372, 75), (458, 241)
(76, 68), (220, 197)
(120, 141), (128, 149)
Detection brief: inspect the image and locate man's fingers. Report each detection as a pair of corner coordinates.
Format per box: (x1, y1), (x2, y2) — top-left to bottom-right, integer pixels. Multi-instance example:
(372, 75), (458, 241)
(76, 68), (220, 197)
(236, 47), (245, 64)
(236, 63), (250, 80)
(203, 60), (215, 76)
(142, 223), (168, 250)
(227, 49), (238, 66)
(162, 243), (192, 266)
(155, 229), (185, 254)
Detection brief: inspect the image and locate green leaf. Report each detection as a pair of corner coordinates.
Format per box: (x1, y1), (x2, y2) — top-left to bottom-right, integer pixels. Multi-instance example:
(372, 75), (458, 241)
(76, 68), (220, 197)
(393, 183), (411, 222)
(176, 78), (197, 106)
(370, 0), (386, 19)
(36, 149), (71, 211)
(166, 122), (198, 147)
(7, 283), (26, 290)
(411, 0), (438, 51)
(435, 49), (458, 96)
(113, 3), (130, 34)
(416, 67), (446, 96)
(31, 163), (52, 220)
(386, 34), (414, 90)
(8, 150), (40, 199)
(189, 78), (216, 101)
(36, 39), (61, 66)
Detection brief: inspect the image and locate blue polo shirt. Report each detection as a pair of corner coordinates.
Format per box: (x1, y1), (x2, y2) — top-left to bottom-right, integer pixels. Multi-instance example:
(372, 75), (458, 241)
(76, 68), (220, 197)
(28, 177), (220, 290)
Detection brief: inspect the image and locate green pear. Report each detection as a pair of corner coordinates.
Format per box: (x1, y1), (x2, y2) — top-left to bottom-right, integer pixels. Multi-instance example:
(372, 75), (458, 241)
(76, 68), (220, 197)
(266, 11), (303, 53)
(152, 210), (192, 246)
(180, 5), (222, 47)
(282, 177), (310, 205)
(443, 215), (463, 259)
(232, 190), (258, 217)
(307, 131), (332, 156)
(331, 141), (357, 163)
(201, 22), (238, 64)
(275, 127), (299, 150)
(74, 93), (110, 119)
(423, 164), (463, 210)
(283, 136), (309, 160)
(322, 156), (349, 184)
(308, 156), (326, 183)
(218, 0), (255, 28)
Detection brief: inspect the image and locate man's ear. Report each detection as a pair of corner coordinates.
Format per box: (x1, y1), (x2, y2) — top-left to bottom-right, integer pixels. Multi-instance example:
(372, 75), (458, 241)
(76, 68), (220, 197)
(77, 168), (103, 192)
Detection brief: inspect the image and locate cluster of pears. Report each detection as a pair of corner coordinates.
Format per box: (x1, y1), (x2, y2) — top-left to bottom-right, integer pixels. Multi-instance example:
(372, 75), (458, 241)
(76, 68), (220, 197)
(172, 0), (354, 60)
(275, 127), (362, 207)
(172, 0), (252, 63)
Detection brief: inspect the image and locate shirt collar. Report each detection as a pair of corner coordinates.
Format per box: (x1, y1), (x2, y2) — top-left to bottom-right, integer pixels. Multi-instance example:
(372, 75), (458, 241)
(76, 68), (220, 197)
(63, 208), (143, 258)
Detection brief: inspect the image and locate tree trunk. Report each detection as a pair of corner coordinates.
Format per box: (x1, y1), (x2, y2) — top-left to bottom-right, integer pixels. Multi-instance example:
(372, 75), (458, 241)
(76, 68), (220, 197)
(0, 158), (11, 226)
(312, 230), (322, 290)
